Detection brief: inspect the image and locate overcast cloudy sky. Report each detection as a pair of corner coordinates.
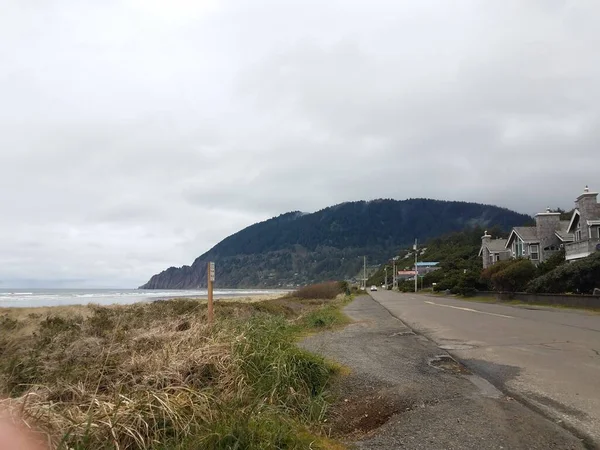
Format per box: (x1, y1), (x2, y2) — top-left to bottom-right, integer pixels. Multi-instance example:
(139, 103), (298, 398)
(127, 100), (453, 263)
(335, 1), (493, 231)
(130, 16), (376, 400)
(1, 0), (598, 287)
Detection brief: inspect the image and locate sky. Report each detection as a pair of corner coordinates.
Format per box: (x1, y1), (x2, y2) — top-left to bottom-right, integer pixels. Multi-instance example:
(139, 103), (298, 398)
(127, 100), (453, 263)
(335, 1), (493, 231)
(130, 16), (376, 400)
(1, 0), (599, 288)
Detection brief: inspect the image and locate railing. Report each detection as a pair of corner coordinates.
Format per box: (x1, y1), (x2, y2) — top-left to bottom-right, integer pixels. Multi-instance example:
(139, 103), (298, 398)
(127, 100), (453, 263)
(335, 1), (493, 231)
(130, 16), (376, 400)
(565, 238), (600, 260)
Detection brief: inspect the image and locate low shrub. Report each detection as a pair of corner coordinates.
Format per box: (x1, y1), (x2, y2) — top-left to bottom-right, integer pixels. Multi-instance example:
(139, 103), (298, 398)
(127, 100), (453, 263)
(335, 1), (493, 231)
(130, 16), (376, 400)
(490, 259), (537, 293)
(0, 315), (20, 331)
(527, 252), (600, 294)
(480, 260), (515, 289)
(397, 280), (415, 292)
(536, 248), (566, 276)
(293, 282), (343, 300)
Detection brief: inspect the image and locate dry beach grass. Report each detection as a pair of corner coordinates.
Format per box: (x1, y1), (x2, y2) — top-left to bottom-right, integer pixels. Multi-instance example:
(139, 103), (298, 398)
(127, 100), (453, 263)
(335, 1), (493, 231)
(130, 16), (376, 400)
(0, 283), (351, 449)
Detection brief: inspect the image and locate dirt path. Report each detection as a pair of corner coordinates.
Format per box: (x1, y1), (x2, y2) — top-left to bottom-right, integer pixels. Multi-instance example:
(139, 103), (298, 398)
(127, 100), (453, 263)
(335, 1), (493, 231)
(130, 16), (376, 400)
(301, 295), (586, 450)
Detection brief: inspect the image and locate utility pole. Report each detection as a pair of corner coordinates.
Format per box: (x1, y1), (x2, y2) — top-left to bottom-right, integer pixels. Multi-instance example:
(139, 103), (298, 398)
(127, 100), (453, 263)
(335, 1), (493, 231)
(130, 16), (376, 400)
(414, 239), (418, 293)
(363, 256), (367, 290)
(392, 258), (397, 290)
(384, 266), (388, 290)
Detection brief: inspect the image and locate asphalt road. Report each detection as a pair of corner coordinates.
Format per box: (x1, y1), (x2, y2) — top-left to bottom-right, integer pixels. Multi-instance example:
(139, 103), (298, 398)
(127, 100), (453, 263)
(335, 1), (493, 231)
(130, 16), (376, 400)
(370, 290), (600, 447)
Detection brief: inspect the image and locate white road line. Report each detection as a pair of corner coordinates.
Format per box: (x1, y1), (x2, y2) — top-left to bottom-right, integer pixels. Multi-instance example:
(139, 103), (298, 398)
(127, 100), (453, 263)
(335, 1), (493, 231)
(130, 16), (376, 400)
(424, 301), (514, 319)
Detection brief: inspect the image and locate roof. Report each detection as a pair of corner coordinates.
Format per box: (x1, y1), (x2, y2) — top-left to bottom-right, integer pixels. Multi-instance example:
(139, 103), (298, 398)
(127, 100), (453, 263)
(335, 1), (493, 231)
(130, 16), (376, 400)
(567, 209), (580, 233)
(555, 221), (574, 242)
(415, 262), (439, 267)
(515, 227), (539, 241)
(486, 239), (509, 252)
(555, 230), (574, 242)
(567, 205), (600, 233)
(506, 227), (539, 248)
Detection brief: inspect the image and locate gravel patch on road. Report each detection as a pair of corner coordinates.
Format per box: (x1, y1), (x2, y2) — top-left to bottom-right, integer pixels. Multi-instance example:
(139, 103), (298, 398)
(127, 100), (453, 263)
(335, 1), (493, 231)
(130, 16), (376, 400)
(301, 295), (586, 450)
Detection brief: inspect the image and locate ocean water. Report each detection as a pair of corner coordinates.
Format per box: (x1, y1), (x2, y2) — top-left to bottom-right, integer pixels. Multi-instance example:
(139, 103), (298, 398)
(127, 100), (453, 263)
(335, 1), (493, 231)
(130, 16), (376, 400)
(0, 288), (287, 308)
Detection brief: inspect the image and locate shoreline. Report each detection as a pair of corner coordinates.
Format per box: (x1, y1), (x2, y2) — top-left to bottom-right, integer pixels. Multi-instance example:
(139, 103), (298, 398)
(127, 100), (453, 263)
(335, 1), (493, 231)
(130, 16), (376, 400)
(0, 289), (290, 309)
(0, 293), (287, 319)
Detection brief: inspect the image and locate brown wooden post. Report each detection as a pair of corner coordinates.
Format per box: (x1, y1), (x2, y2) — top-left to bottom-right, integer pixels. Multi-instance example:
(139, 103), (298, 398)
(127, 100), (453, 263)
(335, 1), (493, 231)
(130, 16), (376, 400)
(207, 262), (214, 325)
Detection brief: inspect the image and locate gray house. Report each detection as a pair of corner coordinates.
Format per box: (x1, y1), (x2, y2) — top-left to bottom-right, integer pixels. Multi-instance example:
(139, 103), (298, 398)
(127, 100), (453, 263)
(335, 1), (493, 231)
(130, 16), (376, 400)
(505, 208), (573, 265)
(479, 232), (511, 269)
(565, 186), (600, 261)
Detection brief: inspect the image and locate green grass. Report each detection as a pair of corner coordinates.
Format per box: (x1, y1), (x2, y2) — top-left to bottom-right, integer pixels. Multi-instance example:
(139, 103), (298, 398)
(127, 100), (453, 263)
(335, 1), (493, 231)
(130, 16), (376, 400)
(300, 304), (352, 330)
(457, 296), (498, 304)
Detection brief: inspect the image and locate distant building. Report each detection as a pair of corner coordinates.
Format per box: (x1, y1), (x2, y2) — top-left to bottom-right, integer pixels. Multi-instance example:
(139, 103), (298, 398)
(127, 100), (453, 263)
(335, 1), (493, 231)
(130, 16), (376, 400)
(397, 270), (416, 280)
(414, 262), (440, 275)
(479, 232), (511, 269)
(565, 186), (600, 261)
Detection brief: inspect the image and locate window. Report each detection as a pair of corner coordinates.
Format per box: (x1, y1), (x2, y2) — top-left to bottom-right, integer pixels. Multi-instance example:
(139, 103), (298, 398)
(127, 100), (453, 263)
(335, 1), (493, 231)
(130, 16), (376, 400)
(530, 245), (539, 260)
(516, 240), (523, 257)
(576, 230), (581, 241)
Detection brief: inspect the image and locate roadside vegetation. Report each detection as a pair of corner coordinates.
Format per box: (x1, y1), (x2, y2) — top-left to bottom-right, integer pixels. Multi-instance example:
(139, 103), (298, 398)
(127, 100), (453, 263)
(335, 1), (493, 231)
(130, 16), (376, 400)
(368, 226), (600, 297)
(527, 251), (600, 294)
(0, 282), (351, 449)
(368, 227), (502, 296)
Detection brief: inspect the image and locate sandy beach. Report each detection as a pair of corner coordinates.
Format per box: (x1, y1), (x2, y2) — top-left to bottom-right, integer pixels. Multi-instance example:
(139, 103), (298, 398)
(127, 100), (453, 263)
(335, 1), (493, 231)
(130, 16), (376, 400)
(0, 292), (287, 321)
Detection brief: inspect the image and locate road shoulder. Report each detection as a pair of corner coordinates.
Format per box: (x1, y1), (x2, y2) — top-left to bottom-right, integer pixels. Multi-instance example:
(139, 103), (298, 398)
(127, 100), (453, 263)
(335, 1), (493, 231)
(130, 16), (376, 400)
(301, 295), (585, 450)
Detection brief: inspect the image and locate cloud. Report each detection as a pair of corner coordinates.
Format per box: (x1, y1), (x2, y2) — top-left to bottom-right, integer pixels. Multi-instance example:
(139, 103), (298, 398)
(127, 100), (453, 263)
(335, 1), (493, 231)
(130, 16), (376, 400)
(1, 0), (599, 286)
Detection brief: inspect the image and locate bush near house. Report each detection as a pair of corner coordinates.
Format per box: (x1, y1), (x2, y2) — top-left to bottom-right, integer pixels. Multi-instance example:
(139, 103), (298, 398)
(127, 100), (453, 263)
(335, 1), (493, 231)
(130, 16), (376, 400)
(535, 248), (567, 276)
(481, 259), (537, 293)
(430, 270), (479, 296)
(527, 252), (600, 294)
(452, 272), (479, 297)
(479, 260), (514, 290)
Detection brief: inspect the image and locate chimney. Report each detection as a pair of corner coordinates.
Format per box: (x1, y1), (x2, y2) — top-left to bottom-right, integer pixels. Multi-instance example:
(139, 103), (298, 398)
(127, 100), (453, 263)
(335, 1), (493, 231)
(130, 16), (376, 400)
(481, 230), (491, 246)
(576, 185), (599, 216)
(575, 185), (599, 239)
(535, 207), (561, 239)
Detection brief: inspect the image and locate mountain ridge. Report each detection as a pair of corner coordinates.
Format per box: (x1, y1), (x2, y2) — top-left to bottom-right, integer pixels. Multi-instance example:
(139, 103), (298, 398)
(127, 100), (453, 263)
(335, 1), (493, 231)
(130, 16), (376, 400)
(140, 198), (531, 289)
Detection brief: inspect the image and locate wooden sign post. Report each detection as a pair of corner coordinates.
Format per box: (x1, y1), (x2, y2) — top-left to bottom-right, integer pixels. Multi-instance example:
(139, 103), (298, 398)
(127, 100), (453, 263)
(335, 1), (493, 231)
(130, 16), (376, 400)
(207, 262), (215, 325)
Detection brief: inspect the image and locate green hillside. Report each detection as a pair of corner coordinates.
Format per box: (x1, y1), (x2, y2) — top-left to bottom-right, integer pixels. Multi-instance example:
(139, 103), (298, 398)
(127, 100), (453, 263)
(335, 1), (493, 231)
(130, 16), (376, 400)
(141, 199), (530, 289)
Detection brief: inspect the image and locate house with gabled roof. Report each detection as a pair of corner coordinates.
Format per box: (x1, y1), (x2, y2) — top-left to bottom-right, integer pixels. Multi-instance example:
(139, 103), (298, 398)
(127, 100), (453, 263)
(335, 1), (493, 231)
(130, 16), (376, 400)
(479, 232), (511, 269)
(504, 208), (573, 265)
(564, 186), (600, 261)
